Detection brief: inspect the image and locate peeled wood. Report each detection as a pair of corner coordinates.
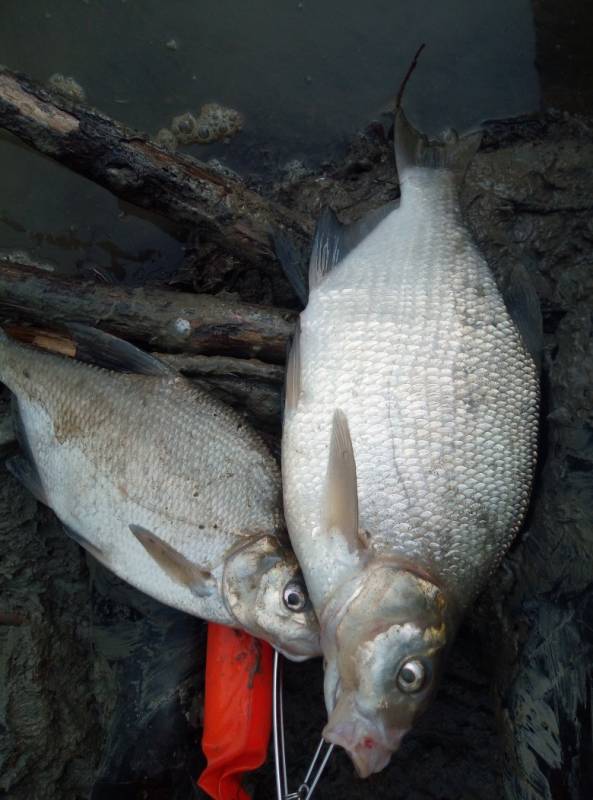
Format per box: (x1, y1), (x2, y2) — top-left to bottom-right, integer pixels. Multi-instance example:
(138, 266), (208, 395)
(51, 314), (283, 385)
(0, 262), (296, 362)
(0, 66), (313, 270)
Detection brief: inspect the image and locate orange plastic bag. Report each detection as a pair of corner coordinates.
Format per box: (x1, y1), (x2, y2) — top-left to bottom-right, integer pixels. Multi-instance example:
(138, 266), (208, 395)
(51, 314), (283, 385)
(198, 623), (274, 800)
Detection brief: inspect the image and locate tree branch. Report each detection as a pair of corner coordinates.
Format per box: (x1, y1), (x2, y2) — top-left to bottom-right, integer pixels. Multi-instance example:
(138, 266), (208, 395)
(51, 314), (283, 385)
(0, 67), (313, 271)
(0, 262), (295, 362)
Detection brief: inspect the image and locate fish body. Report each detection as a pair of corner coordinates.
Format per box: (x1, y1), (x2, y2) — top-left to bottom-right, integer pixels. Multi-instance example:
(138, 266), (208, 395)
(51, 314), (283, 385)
(282, 111), (540, 773)
(0, 327), (320, 660)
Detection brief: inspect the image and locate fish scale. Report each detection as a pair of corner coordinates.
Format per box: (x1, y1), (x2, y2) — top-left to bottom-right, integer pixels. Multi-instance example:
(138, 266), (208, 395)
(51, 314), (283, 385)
(14, 354), (276, 567)
(286, 175), (538, 609)
(281, 111), (540, 775)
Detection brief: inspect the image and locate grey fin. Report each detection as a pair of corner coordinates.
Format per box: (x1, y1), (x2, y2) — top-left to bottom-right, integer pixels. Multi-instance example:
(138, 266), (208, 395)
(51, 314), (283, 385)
(274, 228), (308, 306)
(395, 108), (482, 182)
(62, 524), (107, 563)
(323, 410), (361, 552)
(67, 324), (173, 376)
(309, 208), (346, 291)
(284, 319), (302, 414)
(129, 524), (216, 598)
(309, 204), (399, 293)
(503, 264), (543, 370)
(5, 455), (48, 505)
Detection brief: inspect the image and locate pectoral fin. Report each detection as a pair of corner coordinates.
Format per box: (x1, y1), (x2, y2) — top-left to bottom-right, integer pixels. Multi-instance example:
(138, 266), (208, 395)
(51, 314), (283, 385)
(323, 410), (361, 552)
(129, 524), (216, 598)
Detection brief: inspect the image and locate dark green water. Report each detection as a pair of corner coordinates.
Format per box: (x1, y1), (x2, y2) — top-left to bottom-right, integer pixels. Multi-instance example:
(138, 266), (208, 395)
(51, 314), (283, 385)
(1, 0), (539, 279)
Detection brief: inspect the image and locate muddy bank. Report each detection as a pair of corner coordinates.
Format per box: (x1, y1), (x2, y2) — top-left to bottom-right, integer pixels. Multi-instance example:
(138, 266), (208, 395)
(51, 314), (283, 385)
(1, 110), (592, 799)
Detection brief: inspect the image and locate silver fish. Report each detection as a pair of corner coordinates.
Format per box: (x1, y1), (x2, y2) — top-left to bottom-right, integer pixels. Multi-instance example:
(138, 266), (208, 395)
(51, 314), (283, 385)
(0, 325), (320, 661)
(281, 111), (540, 773)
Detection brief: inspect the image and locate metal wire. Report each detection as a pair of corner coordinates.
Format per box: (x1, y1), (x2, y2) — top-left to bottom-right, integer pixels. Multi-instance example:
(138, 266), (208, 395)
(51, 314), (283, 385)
(273, 650), (334, 800)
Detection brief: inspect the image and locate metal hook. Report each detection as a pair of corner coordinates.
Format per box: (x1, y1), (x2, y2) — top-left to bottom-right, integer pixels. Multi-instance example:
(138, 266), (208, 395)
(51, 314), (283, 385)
(273, 650), (334, 800)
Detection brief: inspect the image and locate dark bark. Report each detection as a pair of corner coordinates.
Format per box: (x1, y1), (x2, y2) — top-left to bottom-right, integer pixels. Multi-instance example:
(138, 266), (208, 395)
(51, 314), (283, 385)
(0, 67), (313, 271)
(0, 262), (296, 362)
(156, 352), (284, 384)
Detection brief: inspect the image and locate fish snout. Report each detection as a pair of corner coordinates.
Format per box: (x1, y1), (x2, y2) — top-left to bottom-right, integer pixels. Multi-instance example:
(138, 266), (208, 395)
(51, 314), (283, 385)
(274, 628), (322, 662)
(322, 693), (408, 777)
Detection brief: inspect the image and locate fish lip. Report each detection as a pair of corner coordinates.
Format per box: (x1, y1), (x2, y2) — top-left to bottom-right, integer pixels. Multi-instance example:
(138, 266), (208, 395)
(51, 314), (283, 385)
(275, 647), (313, 663)
(274, 634), (322, 662)
(322, 724), (408, 778)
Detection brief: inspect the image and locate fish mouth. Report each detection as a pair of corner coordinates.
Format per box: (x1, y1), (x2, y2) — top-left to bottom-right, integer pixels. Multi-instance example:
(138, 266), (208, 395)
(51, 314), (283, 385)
(323, 724), (408, 778)
(323, 727), (395, 778)
(322, 693), (408, 777)
(274, 633), (322, 662)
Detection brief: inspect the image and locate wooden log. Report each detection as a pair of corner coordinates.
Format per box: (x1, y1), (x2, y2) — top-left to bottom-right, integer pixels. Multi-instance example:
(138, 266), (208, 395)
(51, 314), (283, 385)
(0, 66), (313, 271)
(0, 262), (296, 362)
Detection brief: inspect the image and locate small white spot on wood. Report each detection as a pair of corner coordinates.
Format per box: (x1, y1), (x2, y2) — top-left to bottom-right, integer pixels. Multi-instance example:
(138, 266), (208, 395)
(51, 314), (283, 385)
(174, 318), (191, 336)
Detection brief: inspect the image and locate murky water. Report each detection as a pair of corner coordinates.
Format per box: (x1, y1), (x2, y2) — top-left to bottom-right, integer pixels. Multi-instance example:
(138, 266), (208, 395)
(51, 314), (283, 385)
(0, 0), (538, 280)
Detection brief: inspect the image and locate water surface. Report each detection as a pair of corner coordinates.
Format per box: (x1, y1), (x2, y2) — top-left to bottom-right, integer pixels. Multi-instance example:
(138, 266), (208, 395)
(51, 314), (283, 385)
(0, 0), (539, 279)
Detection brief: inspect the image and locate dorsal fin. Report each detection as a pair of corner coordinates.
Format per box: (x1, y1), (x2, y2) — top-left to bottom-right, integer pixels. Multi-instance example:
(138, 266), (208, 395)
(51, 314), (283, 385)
(309, 208), (345, 292)
(308, 203), (399, 293)
(67, 324), (173, 376)
(395, 108), (482, 183)
(322, 410), (361, 553)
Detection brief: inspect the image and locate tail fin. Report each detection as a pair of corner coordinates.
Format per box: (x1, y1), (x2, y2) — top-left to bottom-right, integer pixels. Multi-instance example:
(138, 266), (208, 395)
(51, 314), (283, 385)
(395, 109), (481, 183)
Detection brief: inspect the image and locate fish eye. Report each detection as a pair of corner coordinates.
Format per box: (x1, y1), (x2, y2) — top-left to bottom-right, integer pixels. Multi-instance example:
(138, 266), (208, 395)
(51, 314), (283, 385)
(396, 659), (426, 693)
(282, 580), (307, 612)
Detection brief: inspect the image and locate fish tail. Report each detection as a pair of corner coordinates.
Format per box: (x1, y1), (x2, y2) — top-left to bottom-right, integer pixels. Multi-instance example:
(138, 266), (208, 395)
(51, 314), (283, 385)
(394, 108), (482, 184)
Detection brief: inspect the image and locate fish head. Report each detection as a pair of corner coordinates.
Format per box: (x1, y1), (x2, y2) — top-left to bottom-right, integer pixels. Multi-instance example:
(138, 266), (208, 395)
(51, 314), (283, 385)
(321, 564), (450, 777)
(222, 535), (321, 661)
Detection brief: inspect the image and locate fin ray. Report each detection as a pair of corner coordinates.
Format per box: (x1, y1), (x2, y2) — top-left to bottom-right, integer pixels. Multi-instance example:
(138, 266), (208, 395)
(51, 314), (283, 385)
(309, 208), (346, 291)
(129, 524), (216, 598)
(67, 324), (173, 376)
(323, 410), (360, 551)
(308, 203), (400, 293)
